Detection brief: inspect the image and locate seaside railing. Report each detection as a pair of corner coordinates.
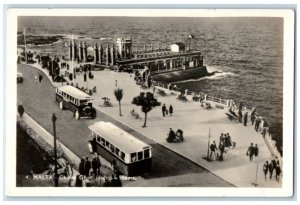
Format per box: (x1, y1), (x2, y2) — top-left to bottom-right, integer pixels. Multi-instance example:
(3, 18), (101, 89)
(153, 80), (282, 158)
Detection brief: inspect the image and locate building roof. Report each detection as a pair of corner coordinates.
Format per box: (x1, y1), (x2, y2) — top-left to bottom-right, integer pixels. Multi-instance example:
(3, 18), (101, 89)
(57, 85), (92, 100)
(89, 121), (151, 154)
(172, 42), (186, 48)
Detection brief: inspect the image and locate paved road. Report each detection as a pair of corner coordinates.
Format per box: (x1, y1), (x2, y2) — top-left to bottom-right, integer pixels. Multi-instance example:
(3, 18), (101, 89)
(17, 64), (233, 187)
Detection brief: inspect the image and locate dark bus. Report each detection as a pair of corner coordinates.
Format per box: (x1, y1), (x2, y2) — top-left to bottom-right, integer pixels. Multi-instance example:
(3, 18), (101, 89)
(56, 85), (96, 120)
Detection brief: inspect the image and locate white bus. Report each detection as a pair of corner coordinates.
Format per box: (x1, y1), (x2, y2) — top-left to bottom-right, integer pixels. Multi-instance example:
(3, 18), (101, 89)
(88, 121), (152, 176)
(56, 85), (96, 119)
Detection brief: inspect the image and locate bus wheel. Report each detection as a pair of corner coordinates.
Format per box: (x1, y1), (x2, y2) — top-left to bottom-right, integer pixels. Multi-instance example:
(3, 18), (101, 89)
(88, 141), (93, 153)
(75, 110), (80, 120)
(59, 101), (64, 110)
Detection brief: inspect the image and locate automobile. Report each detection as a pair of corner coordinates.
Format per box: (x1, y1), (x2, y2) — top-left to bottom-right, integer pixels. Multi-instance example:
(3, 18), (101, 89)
(17, 72), (23, 83)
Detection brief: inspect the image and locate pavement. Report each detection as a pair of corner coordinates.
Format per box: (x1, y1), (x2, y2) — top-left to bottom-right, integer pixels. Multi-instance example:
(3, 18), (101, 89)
(17, 61), (282, 187)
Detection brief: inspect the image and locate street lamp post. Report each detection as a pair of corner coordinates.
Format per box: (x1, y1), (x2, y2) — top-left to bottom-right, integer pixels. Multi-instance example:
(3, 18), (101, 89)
(52, 113), (59, 187)
(207, 128), (211, 160)
(252, 160), (259, 187)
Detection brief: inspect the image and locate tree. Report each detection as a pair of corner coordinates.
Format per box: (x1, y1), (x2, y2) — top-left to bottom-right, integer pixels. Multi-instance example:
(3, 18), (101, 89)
(132, 92), (161, 127)
(114, 88), (124, 116)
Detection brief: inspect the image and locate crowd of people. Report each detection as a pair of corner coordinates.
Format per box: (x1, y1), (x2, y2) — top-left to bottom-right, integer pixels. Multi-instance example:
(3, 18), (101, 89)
(162, 104), (174, 117)
(246, 143), (259, 162)
(78, 156), (101, 178)
(229, 101), (270, 138)
(166, 128), (184, 143)
(262, 157), (282, 182)
(209, 133), (235, 161)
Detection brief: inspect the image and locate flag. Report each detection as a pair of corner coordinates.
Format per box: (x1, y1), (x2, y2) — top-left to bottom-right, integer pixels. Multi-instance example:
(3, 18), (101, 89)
(188, 34), (195, 39)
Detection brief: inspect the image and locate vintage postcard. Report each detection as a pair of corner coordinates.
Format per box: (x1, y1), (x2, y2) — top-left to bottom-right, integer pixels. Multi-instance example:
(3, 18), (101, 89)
(5, 8), (294, 197)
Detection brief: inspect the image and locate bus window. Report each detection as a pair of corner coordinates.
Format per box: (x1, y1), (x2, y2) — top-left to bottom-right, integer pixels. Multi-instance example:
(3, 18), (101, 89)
(105, 141), (110, 148)
(100, 138), (105, 146)
(138, 151), (143, 161)
(120, 152), (125, 161)
(96, 135), (101, 142)
(131, 153), (137, 162)
(144, 149), (150, 159)
(110, 144), (115, 153)
(115, 148), (120, 156)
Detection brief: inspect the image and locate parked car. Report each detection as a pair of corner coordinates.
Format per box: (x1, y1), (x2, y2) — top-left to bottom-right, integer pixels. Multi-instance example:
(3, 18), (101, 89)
(17, 72), (23, 83)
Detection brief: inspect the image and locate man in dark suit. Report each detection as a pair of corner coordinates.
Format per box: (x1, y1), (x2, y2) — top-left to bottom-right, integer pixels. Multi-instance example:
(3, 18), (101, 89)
(79, 158), (85, 176)
(84, 157), (91, 177)
(247, 143), (254, 162)
(96, 156), (101, 177)
(91, 157), (98, 177)
(253, 144), (259, 160)
(162, 104), (166, 117)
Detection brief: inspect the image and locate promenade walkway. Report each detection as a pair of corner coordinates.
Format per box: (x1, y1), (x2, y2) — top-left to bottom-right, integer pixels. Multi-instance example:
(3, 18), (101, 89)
(19, 61), (282, 187)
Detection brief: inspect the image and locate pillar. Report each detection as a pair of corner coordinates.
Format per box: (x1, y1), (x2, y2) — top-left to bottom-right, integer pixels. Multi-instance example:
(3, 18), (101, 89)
(83, 42), (87, 62)
(106, 44), (110, 66)
(98, 44), (103, 64)
(111, 44), (116, 66)
(170, 59), (173, 69)
(68, 40), (72, 60)
(144, 44), (146, 52)
(78, 42), (83, 62)
(94, 43), (98, 64)
(72, 42), (77, 61)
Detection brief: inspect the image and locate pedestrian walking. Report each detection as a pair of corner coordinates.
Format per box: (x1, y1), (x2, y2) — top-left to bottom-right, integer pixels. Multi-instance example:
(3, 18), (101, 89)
(38, 74), (43, 83)
(224, 133), (232, 149)
(84, 157), (91, 177)
(250, 108), (257, 125)
(79, 158), (85, 176)
(244, 112), (248, 126)
(162, 104), (166, 117)
(96, 156), (101, 176)
(254, 117), (261, 132)
(218, 141), (225, 161)
(275, 162), (281, 182)
(263, 161), (269, 181)
(253, 144), (259, 160)
(84, 73), (87, 82)
(246, 143), (254, 162)
(210, 141), (218, 160)
(169, 105), (173, 116)
(268, 161), (274, 180)
(238, 110), (243, 123)
(219, 133), (225, 145)
(91, 157), (98, 177)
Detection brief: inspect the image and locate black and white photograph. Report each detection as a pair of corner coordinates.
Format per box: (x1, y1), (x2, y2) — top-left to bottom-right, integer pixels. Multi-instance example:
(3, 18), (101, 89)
(4, 8), (295, 197)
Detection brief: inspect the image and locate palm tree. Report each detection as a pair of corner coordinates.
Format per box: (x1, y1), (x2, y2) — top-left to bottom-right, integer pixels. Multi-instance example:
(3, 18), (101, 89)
(132, 92), (161, 127)
(114, 88), (123, 116)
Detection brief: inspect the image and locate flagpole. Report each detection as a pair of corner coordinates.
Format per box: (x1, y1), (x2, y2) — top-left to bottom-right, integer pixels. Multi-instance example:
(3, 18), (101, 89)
(24, 28), (27, 63)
